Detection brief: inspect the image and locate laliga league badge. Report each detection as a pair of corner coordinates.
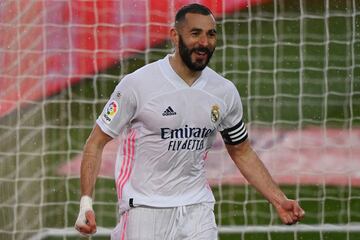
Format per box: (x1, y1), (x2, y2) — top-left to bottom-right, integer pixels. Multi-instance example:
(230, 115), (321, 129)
(211, 105), (220, 123)
(103, 100), (118, 124)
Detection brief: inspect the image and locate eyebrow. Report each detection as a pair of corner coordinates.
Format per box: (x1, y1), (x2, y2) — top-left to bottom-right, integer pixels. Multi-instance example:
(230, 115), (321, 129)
(190, 27), (217, 34)
(208, 29), (217, 34)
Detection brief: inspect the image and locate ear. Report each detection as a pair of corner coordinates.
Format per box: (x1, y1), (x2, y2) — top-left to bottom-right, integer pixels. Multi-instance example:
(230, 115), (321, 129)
(170, 27), (179, 48)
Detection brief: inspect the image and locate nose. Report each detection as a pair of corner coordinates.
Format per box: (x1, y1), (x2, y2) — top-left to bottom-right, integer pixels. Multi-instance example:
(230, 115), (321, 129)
(198, 34), (209, 47)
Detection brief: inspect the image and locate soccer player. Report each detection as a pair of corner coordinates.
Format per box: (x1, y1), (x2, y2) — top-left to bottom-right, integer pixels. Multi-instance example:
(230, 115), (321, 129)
(75, 3), (305, 239)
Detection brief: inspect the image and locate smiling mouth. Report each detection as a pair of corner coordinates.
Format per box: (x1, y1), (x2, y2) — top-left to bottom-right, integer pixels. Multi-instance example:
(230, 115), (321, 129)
(195, 49), (207, 55)
(193, 49), (209, 60)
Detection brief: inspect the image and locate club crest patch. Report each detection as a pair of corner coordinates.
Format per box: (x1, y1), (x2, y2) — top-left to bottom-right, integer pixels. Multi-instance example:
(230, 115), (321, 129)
(102, 100), (118, 124)
(211, 105), (220, 123)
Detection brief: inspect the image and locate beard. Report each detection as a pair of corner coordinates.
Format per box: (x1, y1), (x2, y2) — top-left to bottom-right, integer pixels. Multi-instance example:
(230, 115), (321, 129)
(178, 34), (215, 71)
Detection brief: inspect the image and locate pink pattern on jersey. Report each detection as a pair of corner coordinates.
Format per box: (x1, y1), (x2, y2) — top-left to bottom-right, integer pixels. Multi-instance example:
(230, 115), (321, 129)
(121, 211), (129, 240)
(203, 151), (209, 160)
(116, 129), (136, 200)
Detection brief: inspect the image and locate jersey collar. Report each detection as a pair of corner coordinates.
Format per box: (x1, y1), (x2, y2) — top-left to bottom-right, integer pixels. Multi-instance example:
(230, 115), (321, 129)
(159, 54), (208, 89)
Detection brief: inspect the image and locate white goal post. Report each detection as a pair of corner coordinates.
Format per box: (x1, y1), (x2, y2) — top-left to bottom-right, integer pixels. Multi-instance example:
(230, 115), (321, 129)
(0, 0), (359, 240)
(27, 224), (360, 240)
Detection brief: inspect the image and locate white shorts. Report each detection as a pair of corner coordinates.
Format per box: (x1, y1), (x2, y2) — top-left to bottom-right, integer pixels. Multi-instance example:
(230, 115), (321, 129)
(111, 202), (218, 240)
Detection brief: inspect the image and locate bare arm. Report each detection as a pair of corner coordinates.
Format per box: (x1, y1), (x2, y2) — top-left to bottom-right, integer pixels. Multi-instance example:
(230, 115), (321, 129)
(75, 124), (113, 235)
(81, 124), (113, 196)
(225, 139), (305, 224)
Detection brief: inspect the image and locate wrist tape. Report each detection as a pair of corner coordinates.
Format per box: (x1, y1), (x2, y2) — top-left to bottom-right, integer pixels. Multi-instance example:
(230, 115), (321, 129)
(80, 195), (93, 212)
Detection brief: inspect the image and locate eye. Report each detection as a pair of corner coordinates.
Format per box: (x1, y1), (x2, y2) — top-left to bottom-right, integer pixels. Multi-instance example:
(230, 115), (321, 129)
(191, 31), (201, 37)
(207, 30), (217, 38)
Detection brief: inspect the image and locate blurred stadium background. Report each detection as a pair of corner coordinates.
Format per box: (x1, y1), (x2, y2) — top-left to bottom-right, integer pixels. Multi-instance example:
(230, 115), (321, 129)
(1, 0), (360, 239)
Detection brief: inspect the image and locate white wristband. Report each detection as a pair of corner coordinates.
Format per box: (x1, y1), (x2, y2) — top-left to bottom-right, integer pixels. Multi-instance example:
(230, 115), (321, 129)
(80, 195), (93, 212)
(75, 195), (95, 233)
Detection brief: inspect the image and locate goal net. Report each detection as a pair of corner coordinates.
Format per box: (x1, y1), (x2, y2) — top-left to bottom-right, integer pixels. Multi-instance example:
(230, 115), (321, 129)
(1, 0), (359, 239)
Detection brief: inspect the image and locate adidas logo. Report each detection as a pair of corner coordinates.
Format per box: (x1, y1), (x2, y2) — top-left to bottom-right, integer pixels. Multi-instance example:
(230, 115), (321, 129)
(162, 106), (177, 116)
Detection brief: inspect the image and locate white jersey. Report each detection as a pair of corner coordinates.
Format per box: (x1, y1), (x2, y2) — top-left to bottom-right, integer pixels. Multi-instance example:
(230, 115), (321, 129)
(96, 55), (248, 212)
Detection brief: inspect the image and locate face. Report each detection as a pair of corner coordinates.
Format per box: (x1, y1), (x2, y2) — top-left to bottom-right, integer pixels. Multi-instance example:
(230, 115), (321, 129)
(176, 13), (217, 71)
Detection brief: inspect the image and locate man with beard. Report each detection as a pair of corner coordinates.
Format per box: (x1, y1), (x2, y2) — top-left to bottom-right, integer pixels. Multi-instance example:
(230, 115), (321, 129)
(75, 3), (305, 239)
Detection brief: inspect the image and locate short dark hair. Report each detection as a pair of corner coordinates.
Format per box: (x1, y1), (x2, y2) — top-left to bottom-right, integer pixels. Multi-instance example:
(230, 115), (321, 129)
(175, 3), (213, 27)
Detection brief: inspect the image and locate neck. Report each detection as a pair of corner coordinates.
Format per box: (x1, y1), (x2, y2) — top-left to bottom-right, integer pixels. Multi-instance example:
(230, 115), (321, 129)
(169, 54), (202, 86)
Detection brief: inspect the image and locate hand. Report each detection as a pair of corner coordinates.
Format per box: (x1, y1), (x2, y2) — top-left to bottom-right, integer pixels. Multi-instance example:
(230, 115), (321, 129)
(75, 210), (97, 235)
(275, 199), (305, 225)
(75, 196), (97, 235)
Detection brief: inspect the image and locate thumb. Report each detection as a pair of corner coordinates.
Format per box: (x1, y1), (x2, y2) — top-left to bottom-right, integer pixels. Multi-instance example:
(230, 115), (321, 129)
(85, 210), (97, 229)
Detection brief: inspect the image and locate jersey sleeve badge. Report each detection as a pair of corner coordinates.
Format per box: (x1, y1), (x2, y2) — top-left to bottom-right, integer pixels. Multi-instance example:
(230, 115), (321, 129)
(102, 100), (118, 124)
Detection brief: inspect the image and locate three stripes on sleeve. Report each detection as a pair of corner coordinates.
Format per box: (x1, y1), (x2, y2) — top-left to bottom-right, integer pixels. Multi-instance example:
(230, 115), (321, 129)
(220, 120), (248, 145)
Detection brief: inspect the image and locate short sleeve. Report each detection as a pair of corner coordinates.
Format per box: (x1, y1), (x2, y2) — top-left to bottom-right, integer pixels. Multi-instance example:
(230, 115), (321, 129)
(219, 83), (248, 145)
(96, 76), (137, 138)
